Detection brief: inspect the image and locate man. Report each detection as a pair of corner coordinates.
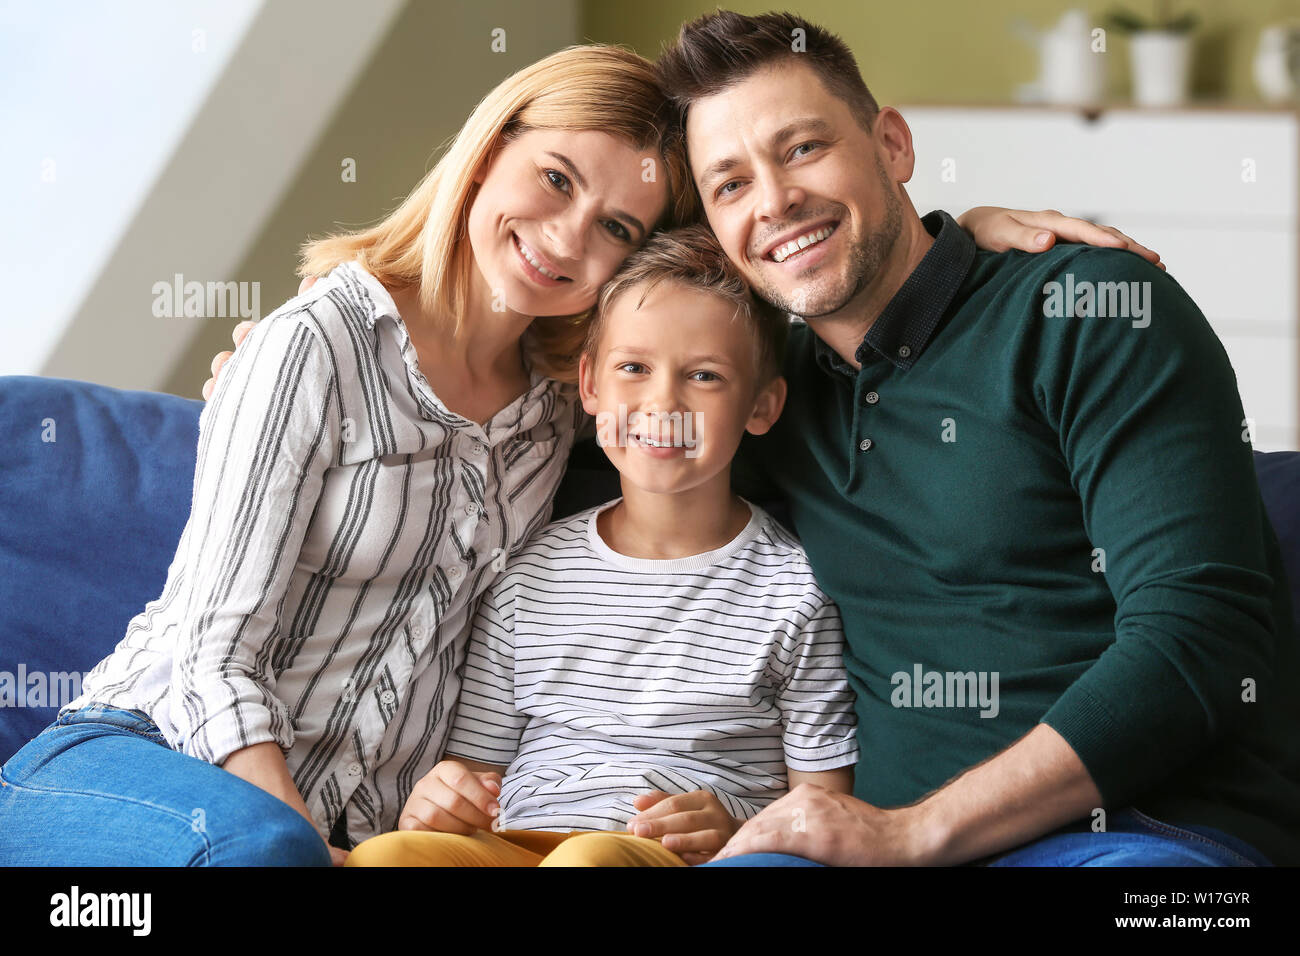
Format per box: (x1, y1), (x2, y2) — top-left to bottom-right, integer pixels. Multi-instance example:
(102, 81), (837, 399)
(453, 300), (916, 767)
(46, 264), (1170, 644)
(640, 9), (1298, 867)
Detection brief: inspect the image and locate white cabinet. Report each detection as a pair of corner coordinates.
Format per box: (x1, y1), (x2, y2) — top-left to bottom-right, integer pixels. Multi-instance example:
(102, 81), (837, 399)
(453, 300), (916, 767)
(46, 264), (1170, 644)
(900, 106), (1299, 451)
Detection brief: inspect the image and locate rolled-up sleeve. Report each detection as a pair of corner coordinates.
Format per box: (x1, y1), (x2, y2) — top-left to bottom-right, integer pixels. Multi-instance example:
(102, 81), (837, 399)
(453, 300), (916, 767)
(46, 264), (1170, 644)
(169, 313), (338, 766)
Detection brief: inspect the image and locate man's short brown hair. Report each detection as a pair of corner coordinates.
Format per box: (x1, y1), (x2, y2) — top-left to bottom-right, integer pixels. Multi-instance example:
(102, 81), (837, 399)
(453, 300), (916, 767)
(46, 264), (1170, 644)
(655, 9), (880, 137)
(583, 223), (789, 381)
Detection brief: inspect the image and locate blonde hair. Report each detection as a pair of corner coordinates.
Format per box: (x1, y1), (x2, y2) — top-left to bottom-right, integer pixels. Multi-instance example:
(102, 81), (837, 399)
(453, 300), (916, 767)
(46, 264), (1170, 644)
(299, 45), (698, 383)
(583, 223), (789, 382)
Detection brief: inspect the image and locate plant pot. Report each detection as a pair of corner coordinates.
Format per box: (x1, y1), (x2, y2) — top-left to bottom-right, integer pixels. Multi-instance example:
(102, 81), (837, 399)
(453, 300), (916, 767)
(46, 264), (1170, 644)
(1129, 30), (1192, 106)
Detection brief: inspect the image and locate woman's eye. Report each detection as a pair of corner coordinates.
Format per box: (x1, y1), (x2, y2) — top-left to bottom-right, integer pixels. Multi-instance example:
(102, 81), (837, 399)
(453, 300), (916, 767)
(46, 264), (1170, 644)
(604, 220), (631, 242)
(544, 169), (570, 191)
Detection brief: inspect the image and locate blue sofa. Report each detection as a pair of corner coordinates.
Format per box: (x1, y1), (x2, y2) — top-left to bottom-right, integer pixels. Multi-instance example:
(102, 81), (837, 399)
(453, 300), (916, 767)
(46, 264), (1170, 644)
(2, 374), (1298, 763)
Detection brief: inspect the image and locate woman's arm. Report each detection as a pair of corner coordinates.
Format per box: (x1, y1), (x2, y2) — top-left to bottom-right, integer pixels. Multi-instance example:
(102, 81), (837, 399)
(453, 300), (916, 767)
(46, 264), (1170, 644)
(958, 206), (1165, 269)
(170, 313), (340, 848)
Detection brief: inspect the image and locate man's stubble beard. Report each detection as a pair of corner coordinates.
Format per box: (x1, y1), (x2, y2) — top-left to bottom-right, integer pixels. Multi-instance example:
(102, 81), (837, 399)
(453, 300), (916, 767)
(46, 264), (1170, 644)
(753, 157), (904, 320)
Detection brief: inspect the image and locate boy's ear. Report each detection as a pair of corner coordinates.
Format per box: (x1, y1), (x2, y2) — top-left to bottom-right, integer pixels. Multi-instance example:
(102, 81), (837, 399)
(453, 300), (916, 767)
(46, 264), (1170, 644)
(578, 351), (599, 416)
(745, 375), (787, 437)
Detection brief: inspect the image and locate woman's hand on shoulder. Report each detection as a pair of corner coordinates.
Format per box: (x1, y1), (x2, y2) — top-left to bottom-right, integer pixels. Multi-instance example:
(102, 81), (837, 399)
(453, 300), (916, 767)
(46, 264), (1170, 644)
(201, 276), (320, 400)
(957, 206), (1164, 270)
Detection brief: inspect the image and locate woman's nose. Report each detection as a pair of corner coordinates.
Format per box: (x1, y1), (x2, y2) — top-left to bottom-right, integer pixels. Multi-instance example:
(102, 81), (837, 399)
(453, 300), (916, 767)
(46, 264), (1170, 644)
(544, 209), (588, 263)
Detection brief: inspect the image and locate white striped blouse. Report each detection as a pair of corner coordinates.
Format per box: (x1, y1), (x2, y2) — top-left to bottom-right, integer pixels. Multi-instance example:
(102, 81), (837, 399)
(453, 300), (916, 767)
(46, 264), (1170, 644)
(445, 498), (860, 832)
(62, 261), (582, 847)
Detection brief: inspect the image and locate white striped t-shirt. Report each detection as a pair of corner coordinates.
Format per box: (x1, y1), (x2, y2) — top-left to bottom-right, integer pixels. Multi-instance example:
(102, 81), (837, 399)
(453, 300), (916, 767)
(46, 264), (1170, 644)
(444, 497), (859, 832)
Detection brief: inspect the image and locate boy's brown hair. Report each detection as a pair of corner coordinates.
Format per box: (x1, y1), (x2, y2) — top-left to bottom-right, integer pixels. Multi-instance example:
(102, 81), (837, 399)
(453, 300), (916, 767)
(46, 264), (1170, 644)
(582, 223), (789, 382)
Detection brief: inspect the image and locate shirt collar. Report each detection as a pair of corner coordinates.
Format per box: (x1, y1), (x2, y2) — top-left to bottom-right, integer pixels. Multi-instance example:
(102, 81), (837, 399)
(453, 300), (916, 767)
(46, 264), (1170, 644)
(335, 261), (561, 437)
(812, 209), (976, 377)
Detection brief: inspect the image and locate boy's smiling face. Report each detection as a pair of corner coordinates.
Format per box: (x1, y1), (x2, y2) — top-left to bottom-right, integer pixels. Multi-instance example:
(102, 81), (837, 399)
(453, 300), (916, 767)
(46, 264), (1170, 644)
(578, 280), (785, 498)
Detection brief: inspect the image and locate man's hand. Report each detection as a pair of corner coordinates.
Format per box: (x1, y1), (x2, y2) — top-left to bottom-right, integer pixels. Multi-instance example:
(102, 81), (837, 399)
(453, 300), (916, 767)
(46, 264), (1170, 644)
(626, 789), (740, 865)
(957, 206), (1165, 271)
(329, 846), (350, 866)
(396, 759), (503, 834)
(201, 276), (319, 400)
(711, 783), (936, 866)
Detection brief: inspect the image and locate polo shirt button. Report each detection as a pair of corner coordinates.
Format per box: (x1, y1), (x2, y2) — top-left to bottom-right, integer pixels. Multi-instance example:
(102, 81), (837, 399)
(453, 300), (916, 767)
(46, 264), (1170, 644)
(897, 345), (911, 358)
(380, 690), (396, 706)
(864, 391), (879, 405)
(449, 566), (462, 580)
(859, 438), (873, 452)
(465, 502), (479, 517)
(347, 763), (362, 777)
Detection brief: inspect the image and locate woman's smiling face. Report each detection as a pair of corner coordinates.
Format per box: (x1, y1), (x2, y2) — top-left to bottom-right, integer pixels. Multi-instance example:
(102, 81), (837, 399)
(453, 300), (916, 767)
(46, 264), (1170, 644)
(466, 127), (671, 318)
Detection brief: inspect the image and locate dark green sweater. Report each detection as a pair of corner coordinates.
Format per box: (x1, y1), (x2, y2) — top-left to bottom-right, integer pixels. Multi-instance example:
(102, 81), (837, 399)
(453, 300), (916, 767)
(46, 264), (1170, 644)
(736, 210), (1300, 865)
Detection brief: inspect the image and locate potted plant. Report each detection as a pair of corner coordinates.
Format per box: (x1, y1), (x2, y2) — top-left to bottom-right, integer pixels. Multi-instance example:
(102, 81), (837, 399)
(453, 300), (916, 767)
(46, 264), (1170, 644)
(1106, 1), (1200, 106)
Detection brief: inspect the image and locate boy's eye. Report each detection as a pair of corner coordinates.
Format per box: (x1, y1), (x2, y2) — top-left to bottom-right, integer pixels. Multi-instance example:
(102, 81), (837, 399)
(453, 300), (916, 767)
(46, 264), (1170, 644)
(691, 370), (720, 383)
(617, 362), (645, 374)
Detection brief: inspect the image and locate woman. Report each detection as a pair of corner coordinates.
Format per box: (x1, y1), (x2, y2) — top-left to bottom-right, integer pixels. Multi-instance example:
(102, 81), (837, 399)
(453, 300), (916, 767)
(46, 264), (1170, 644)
(0, 41), (1156, 867)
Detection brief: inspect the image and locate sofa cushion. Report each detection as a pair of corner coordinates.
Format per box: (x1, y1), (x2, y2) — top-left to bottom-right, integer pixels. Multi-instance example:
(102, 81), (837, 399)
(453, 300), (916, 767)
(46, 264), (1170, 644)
(0, 376), (204, 761)
(1254, 450), (1300, 626)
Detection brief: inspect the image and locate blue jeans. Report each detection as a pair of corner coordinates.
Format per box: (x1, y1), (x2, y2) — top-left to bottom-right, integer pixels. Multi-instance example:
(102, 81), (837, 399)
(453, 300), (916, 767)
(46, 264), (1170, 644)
(0, 704), (330, 866)
(703, 808), (1274, 867)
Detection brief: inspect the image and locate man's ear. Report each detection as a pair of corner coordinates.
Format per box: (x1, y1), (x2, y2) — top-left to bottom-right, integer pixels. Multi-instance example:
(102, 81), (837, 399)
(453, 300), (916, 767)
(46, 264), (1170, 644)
(872, 107), (917, 186)
(745, 375), (787, 437)
(578, 351), (599, 416)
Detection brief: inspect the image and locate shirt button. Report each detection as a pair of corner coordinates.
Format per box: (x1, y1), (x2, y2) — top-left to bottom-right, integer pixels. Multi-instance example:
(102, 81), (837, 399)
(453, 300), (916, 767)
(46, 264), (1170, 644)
(448, 566), (462, 580)
(347, 763), (362, 777)
(859, 438), (873, 452)
(465, 503), (479, 517)
(864, 391), (879, 405)
(380, 690), (396, 706)
(473, 441), (487, 456)
(897, 345), (911, 359)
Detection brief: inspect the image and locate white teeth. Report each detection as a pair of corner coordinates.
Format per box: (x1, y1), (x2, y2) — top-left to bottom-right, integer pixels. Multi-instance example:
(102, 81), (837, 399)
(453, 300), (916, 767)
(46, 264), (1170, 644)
(770, 224), (836, 263)
(516, 235), (563, 279)
(634, 435), (673, 447)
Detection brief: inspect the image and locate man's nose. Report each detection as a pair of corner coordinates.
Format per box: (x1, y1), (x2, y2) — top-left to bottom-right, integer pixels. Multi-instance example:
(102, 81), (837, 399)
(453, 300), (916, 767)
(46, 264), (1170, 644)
(754, 170), (802, 222)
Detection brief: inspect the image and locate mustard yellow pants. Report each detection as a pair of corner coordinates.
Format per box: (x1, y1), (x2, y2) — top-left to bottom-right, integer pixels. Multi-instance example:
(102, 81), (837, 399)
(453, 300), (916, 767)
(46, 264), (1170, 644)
(344, 827), (687, 867)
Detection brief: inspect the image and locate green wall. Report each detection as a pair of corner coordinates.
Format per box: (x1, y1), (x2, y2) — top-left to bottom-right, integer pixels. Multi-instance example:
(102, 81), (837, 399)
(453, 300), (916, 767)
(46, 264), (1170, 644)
(581, 0), (1300, 104)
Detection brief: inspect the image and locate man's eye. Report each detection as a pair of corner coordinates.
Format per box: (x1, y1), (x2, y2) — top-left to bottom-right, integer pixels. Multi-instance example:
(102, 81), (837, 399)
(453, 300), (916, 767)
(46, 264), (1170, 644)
(792, 142), (821, 158)
(717, 180), (741, 198)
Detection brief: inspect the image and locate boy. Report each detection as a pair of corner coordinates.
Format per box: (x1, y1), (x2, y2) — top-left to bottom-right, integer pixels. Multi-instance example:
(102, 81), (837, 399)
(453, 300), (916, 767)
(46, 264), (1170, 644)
(346, 225), (859, 867)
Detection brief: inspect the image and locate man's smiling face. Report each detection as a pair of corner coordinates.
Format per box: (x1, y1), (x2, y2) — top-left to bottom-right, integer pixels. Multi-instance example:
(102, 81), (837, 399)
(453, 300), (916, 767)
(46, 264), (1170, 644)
(686, 59), (907, 320)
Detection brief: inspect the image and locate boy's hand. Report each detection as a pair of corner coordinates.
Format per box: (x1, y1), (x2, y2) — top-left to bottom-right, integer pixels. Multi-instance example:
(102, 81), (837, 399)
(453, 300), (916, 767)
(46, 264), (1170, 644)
(201, 276), (319, 400)
(397, 759), (502, 834)
(627, 790), (739, 865)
